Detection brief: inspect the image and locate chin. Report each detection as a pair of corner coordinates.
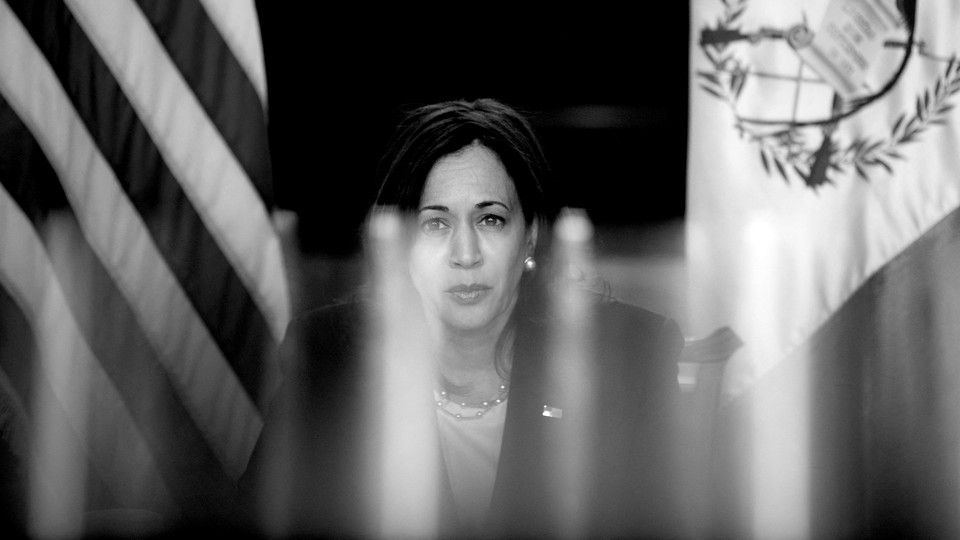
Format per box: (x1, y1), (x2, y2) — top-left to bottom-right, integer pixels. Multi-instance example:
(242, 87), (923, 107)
(441, 311), (495, 333)
(444, 319), (490, 333)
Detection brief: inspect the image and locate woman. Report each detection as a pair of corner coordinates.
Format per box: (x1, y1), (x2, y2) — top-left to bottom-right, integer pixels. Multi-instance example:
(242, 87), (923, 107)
(240, 98), (684, 538)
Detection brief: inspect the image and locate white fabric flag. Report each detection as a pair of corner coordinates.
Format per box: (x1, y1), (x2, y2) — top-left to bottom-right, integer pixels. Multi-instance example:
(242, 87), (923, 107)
(688, 0), (960, 398)
(688, 1), (960, 536)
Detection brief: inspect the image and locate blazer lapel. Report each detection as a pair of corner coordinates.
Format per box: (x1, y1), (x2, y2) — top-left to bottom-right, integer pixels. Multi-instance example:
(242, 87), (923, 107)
(487, 316), (569, 535)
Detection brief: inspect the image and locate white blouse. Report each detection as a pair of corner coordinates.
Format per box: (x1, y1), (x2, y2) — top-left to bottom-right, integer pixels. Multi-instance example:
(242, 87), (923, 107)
(434, 392), (508, 533)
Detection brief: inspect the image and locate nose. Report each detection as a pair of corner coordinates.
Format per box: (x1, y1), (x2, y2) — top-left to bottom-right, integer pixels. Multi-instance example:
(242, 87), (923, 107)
(450, 225), (482, 268)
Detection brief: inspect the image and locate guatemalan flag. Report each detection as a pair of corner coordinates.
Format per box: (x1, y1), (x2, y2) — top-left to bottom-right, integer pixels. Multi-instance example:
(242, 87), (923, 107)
(688, 0), (960, 537)
(0, 1), (289, 536)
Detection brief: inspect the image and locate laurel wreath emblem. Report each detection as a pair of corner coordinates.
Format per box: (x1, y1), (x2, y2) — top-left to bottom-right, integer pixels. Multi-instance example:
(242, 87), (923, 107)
(696, 0), (960, 189)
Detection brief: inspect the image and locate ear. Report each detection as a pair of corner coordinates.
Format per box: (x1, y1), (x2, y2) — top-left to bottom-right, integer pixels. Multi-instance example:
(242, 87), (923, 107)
(526, 218), (539, 256)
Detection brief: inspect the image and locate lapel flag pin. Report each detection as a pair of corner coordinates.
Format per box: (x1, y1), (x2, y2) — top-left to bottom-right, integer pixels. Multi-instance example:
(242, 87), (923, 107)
(542, 405), (563, 418)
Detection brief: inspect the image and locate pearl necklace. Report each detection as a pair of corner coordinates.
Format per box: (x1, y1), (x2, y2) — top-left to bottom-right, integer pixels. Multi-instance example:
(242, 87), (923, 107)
(435, 384), (509, 420)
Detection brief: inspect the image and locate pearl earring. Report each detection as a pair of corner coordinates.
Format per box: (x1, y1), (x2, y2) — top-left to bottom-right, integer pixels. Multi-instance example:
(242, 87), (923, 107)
(523, 256), (537, 272)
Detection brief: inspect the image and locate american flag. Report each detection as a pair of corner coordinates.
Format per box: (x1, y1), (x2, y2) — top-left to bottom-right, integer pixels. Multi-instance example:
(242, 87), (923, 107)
(0, 0), (288, 533)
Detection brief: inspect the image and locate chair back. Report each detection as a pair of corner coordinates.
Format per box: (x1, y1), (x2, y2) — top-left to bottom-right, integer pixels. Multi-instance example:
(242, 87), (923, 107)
(677, 326), (742, 538)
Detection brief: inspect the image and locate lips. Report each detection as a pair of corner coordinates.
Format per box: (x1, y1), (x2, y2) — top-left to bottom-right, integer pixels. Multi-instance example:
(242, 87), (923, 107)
(446, 283), (491, 304)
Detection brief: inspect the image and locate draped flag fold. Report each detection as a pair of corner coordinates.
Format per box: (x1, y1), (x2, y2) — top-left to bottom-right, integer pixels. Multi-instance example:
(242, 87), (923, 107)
(689, 0), (960, 536)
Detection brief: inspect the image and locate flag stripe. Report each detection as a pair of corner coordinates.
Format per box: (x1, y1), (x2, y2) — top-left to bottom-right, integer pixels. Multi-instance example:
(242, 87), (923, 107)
(0, 285), (32, 460)
(136, 0), (273, 208)
(0, 3), (259, 480)
(64, 0), (290, 344)
(0, 363), (28, 459)
(0, 73), (69, 220)
(0, 91), (58, 458)
(0, 182), (171, 511)
(0, 96), (233, 508)
(6, 0), (277, 409)
(198, 0), (268, 106)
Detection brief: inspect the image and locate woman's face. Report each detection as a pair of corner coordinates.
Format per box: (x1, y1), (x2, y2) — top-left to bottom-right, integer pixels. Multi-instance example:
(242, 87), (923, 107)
(409, 143), (536, 336)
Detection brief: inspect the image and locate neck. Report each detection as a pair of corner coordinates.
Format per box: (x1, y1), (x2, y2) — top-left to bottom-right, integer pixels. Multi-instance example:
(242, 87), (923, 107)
(429, 322), (513, 400)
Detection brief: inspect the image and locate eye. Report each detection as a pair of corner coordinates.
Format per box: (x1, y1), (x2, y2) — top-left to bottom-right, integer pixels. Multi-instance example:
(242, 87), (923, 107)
(478, 214), (506, 230)
(420, 217), (448, 234)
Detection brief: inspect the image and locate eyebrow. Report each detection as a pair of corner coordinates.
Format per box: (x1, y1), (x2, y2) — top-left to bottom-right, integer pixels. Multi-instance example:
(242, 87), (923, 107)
(418, 201), (510, 213)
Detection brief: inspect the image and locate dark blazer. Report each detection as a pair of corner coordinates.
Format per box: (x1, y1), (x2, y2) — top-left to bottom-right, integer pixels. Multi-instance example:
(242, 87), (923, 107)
(239, 294), (684, 538)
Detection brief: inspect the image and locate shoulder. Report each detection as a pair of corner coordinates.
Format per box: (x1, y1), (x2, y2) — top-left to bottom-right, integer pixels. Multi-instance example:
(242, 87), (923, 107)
(590, 298), (683, 418)
(590, 296), (684, 386)
(277, 299), (368, 374)
(594, 296), (684, 350)
(595, 295), (669, 324)
(286, 299), (365, 336)
(516, 291), (683, 355)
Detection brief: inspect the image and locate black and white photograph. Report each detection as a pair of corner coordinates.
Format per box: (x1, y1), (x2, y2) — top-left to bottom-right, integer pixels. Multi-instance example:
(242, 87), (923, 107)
(1, 1), (959, 538)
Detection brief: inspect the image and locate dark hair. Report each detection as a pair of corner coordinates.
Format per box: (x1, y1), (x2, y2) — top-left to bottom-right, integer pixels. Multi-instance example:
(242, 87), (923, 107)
(374, 98), (558, 233)
(372, 98), (559, 380)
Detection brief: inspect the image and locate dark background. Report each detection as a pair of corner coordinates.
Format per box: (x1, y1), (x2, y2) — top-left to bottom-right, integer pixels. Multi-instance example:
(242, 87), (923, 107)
(255, 5), (691, 256)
